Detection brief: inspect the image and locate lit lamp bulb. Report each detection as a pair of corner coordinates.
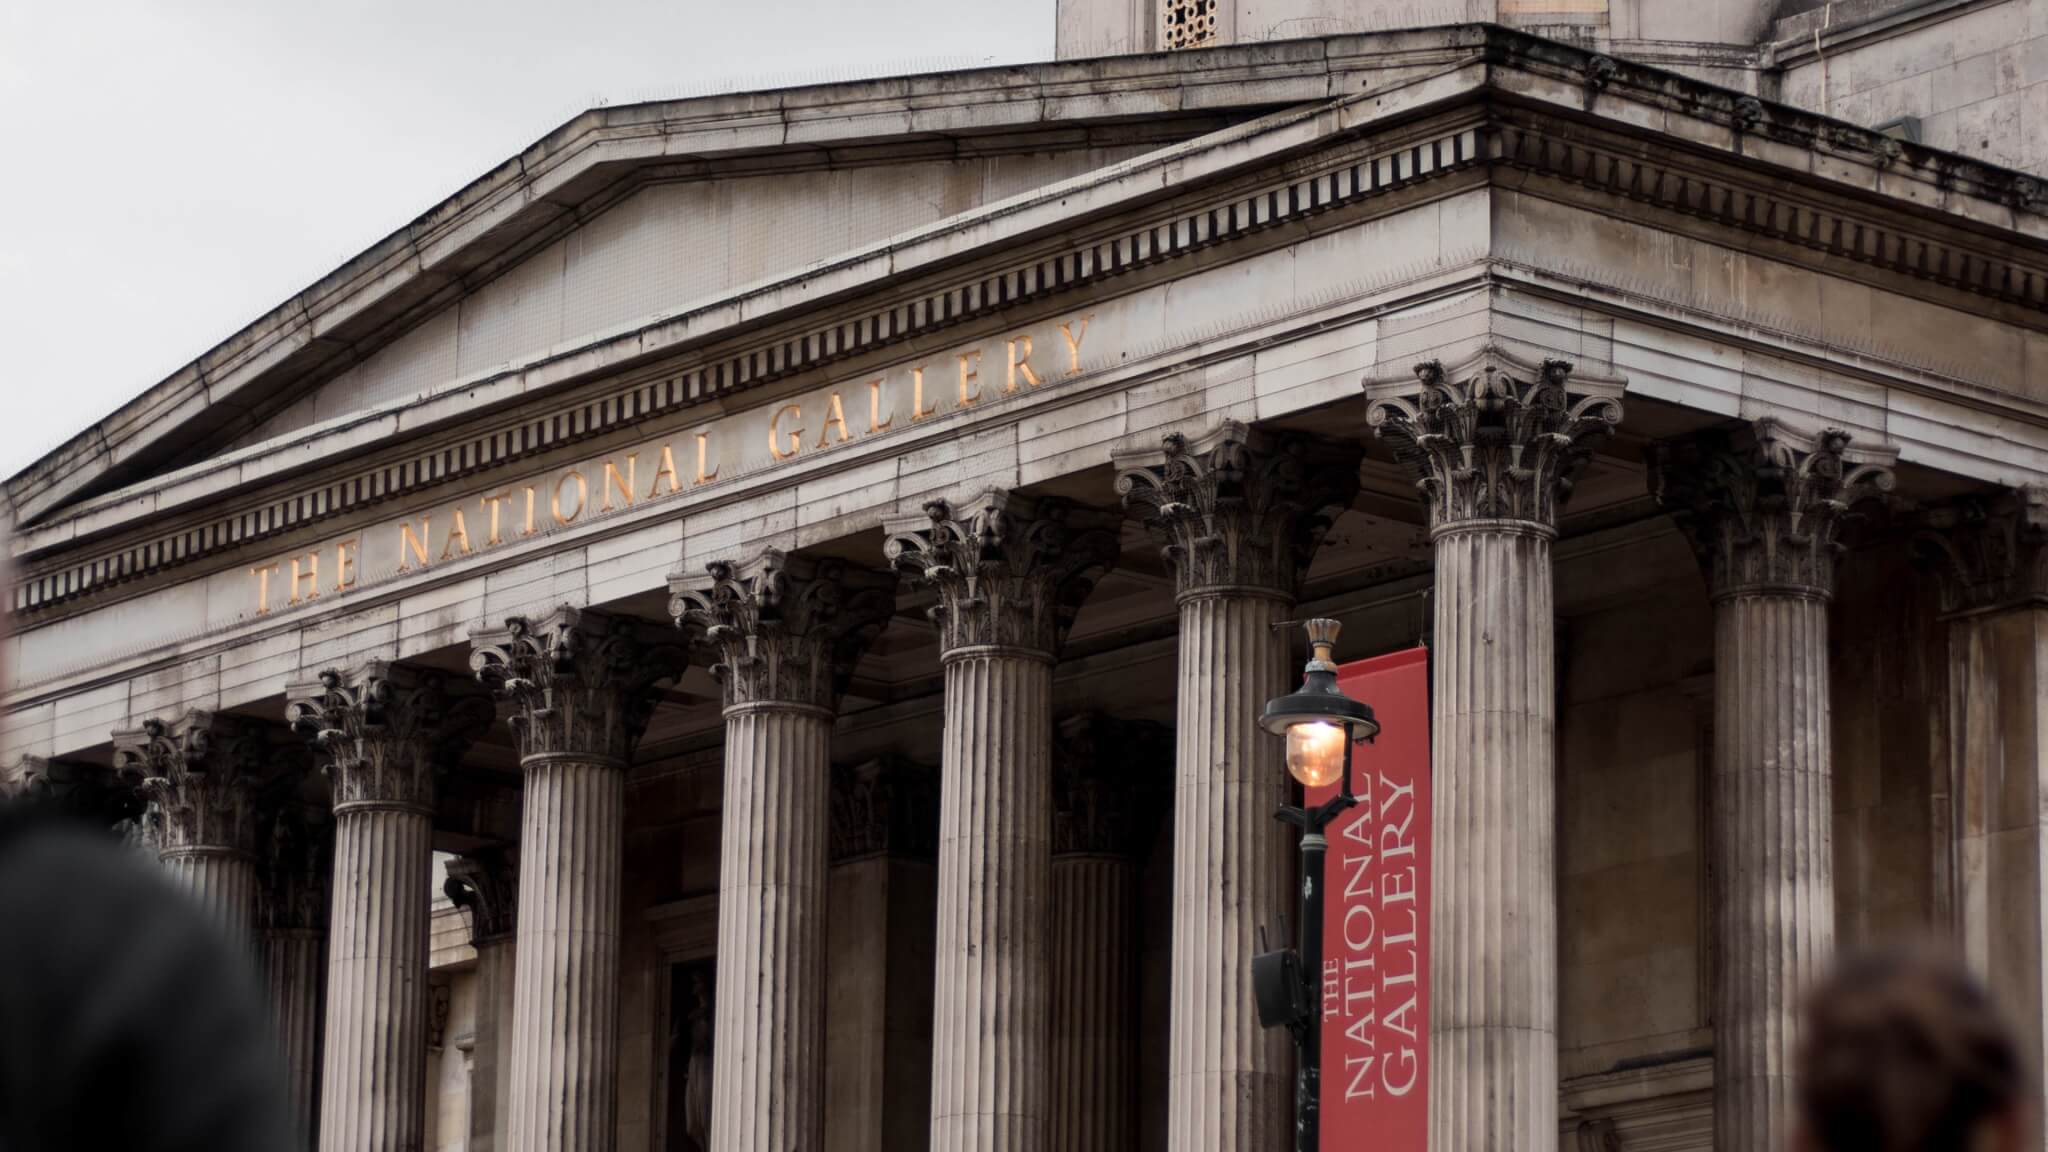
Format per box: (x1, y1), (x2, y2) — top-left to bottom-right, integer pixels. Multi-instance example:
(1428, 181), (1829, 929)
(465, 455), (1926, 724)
(1284, 719), (1348, 788)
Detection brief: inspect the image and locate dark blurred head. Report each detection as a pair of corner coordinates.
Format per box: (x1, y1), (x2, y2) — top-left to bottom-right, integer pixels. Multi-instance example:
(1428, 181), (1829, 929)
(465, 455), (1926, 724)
(1797, 944), (2032, 1152)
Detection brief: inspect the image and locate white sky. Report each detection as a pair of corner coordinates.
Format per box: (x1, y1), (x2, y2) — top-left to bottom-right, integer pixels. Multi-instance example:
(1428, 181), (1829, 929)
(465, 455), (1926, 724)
(0, 0), (1054, 483)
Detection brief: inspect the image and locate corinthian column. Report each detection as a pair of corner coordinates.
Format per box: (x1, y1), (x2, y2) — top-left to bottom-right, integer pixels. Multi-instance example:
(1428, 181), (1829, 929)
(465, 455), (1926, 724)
(260, 806), (333, 1147)
(1048, 714), (1168, 1152)
(884, 490), (1121, 1152)
(288, 662), (493, 1152)
(112, 710), (270, 942)
(669, 549), (896, 1152)
(1367, 348), (1623, 1151)
(446, 848), (520, 1152)
(1114, 419), (1359, 1152)
(1653, 419), (1895, 1152)
(470, 607), (686, 1152)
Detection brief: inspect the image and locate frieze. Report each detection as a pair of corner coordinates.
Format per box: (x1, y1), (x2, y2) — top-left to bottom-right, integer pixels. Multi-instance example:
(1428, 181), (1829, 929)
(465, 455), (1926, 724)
(14, 124), (1488, 621)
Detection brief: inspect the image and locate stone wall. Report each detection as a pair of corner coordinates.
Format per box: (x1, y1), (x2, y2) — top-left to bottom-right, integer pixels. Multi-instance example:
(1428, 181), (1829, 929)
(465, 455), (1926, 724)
(1776, 0), (2048, 176)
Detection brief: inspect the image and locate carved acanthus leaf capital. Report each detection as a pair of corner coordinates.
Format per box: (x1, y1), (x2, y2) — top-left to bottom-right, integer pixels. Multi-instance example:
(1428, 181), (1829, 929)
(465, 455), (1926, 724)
(1365, 345), (1625, 533)
(111, 710), (271, 857)
(445, 846), (519, 944)
(1052, 713), (1171, 858)
(469, 606), (688, 764)
(1113, 420), (1360, 600)
(829, 755), (939, 863)
(883, 489), (1121, 658)
(8, 756), (142, 828)
(668, 549), (897, 711)
(1912, 487), (2048, 616)
(259, 807), (332, 933)
(286, 662), (493, 814)
(1651, 418), (1897, 601)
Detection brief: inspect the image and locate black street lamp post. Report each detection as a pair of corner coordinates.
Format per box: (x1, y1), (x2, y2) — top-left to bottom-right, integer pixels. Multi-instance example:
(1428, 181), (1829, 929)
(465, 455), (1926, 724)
(1253, 618), (1380, 1152)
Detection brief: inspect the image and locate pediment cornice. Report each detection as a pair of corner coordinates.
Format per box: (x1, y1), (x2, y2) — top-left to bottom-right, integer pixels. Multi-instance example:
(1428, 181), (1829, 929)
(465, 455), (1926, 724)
(15, 29), (2048, 623)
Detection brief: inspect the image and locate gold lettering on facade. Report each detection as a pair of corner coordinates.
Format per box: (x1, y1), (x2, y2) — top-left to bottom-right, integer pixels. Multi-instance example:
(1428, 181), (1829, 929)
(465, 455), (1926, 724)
(289, 553), (319, 605)
(552, 473), (586, 525)
(1060, 313), (1093, 374)
(480, 494), (508, 546)
(335, 538), (359, 592)
(696, 432), (718, 484)
(868, 379), (893, 432)
(441, 508), (473, 561)
(957, 351), (983, 406)
(603, 455), (637, 511)
(652, 446), (681, 496)
(251, 563), (280, 614)
(522, 486), (538, 537)
(819, 392), (850, 447)
(398, 518), (432, 572)
(770, 404), (804, 460)
(912, 367), (937, 422)
(1006, 336), (1042, 393)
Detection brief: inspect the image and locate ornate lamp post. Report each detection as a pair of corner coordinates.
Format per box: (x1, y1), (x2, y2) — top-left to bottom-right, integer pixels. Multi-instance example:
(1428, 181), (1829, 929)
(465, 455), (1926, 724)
(1253, 618), (1380, 1152)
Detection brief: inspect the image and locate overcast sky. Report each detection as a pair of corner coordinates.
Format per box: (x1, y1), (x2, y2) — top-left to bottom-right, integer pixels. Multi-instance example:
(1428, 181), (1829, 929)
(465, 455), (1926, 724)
(0, 0), (1054, 483)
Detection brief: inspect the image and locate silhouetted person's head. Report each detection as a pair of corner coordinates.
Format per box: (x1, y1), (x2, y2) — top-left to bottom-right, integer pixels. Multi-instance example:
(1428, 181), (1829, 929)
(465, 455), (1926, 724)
(1797, 944), (2033, 1152)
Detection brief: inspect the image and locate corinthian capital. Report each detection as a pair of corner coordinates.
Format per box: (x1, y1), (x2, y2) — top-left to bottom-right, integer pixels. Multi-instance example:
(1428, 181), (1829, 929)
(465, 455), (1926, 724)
(1913, 487), (2048, 616)
(445, 847), (519, 945)
(668, 549), (897, 712)
(286, 662), (493, 814)
(1651, 418), (1897, 601)
(1365, 345), (1624, 533)
(469, 606), (687, 763)
(1052, 713), (1170, 858)
(829, 756), (939, 864)
(259, 807), (331, 933)
(883, 489), (1121, 658)
(1113, 421), (1359, 600)
(111, 710), (270, 857)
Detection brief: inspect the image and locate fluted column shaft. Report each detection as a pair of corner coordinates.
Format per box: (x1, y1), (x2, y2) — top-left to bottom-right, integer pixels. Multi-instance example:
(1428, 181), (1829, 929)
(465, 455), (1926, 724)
(507, 755), (625, 1152)
(469, 936), (517, 1152)
(268, 926), (327, 1145)
(1051, 854), (1138, 1152)
(1429, 524), (1558, 1150)
(1170, 591), (1293, 1150)
(318, 803), (434, 1152)
(710, 703), (833, 1152)
(1711, 592), (1834, 1151)
(932, 648), (1055, 1151)
(162, 848), (261, 943)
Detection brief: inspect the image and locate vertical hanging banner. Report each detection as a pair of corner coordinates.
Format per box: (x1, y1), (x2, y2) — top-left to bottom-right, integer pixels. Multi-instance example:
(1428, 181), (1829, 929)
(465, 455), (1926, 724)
(1307, 646), (1431, 1149)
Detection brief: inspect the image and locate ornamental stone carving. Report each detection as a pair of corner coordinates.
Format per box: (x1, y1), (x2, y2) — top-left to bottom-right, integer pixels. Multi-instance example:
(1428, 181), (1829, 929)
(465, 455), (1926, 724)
(445, 847), (519, 944)
(259, 807), (332, 933)
(828, 755), (939, 863)
(111, 710), (268, 856)
(1651, 418), (1897, 600)
(1913, 487), (2048, 617)
(1051, 713), (1170, 858)
(668, 549), (897, 712)
(286, 662), (494, 814)
(8, 755), (142, 827)
(882, 489), (1121, 658)
(468, 605), (688, 763)
(1365, 345), (1625, 533)
(1113, 421), (1360, 600)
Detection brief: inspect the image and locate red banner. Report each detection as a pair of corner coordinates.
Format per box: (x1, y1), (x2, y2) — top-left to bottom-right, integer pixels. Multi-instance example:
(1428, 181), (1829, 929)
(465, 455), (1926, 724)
(1307, 646), (1431, 1149)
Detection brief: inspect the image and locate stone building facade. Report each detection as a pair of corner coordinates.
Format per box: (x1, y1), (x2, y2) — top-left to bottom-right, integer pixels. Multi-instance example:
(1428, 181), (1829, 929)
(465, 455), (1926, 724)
(7, 3), (2048, 1149)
